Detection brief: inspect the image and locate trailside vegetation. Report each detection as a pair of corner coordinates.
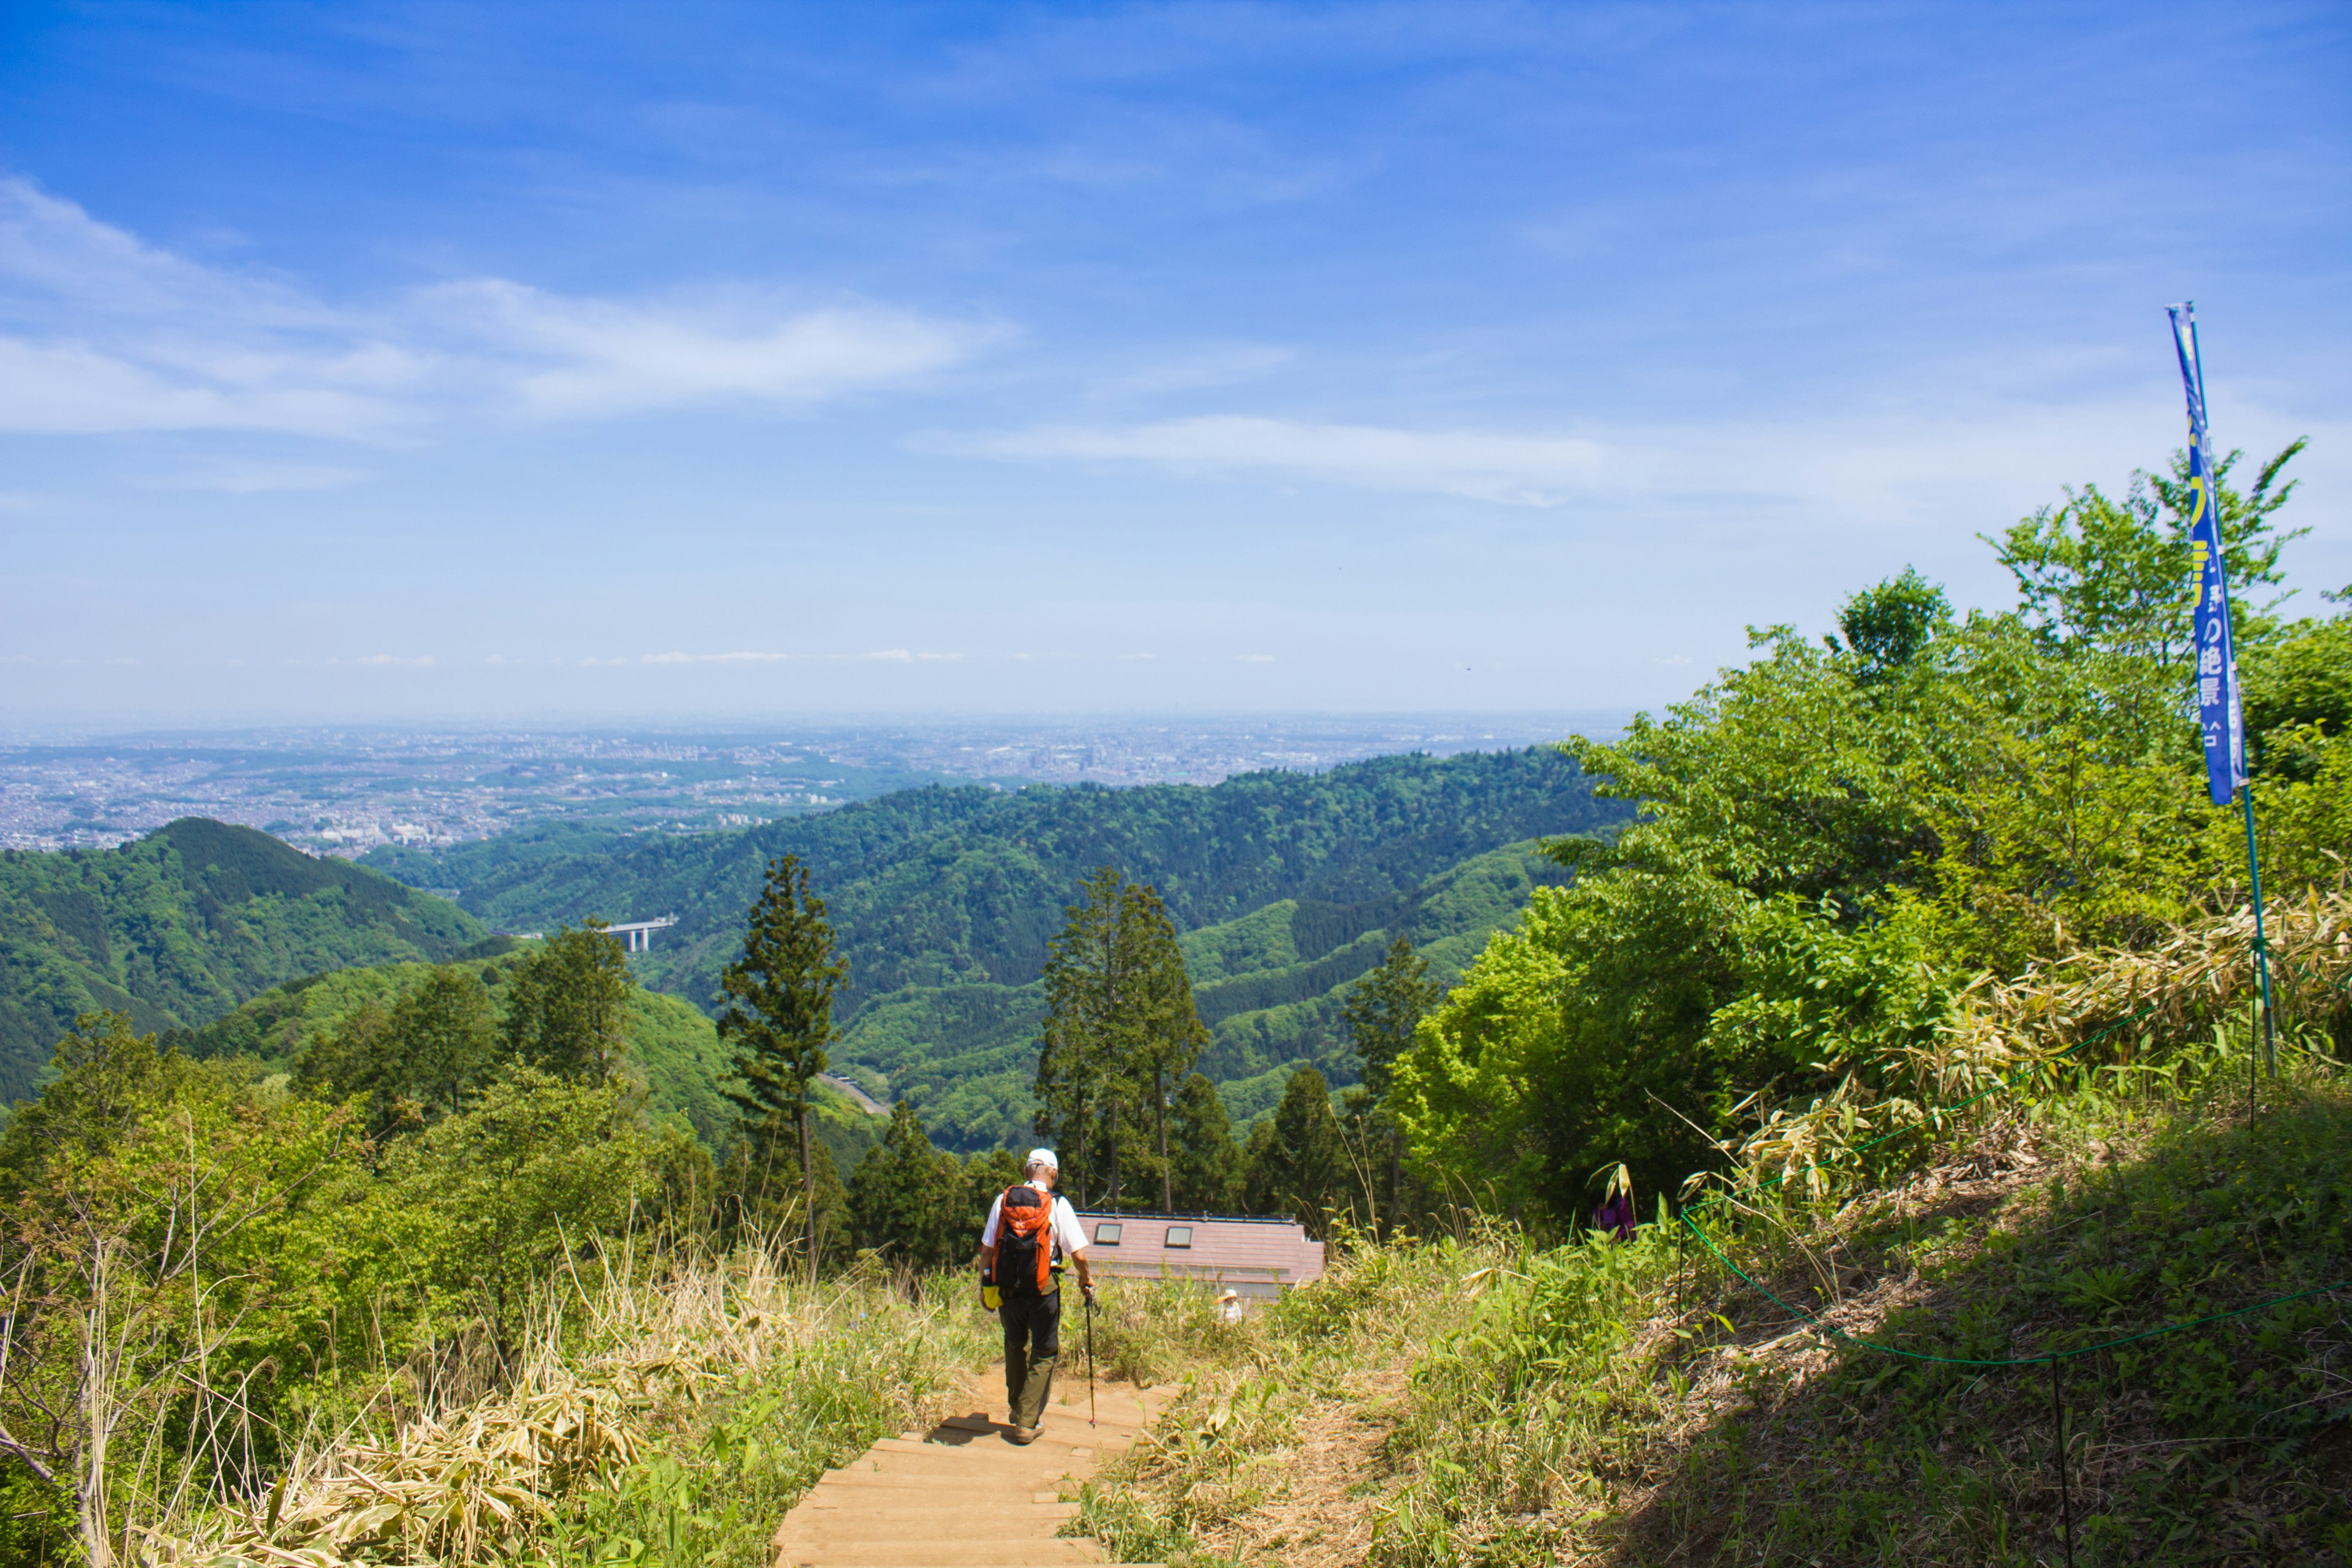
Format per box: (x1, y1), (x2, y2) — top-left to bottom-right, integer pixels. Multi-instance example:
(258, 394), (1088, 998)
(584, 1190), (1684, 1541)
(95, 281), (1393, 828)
(716, 854), (847, 1281)
(1395, 442), (2349, 1224)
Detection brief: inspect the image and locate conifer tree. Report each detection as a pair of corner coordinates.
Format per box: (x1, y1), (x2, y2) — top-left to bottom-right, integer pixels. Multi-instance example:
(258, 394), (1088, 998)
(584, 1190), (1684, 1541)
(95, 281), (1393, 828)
(848, 1101), (951, 1270)
(718, 854), (845, 1283)
(300, 967), (496, 1129)
(1342, 935), (1443, 1233)
(1245, 1066), (1344, 1235)
(503, 924), (633, 1082)
(1033, 867), (1205, 1208)
(1167, 1071), (1240, 1212)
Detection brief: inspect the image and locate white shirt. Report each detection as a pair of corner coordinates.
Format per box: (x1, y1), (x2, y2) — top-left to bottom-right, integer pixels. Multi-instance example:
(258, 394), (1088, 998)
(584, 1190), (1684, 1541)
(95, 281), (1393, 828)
(981, 1189), (1090, 1257)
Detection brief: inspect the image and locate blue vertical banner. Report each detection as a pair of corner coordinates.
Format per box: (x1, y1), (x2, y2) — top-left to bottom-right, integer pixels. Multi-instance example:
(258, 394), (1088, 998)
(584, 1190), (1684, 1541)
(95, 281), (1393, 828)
(2168, 303), (2244, 807)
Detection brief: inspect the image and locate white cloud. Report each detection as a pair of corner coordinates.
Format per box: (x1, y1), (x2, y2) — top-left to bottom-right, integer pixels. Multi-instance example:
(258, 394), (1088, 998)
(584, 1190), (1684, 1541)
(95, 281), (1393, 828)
(131, 460), (374, 493)
(933, 398), (2351, 526)
(426, 281), (987, 420)
(356, 654), (435, 666)
(1234, 654), (1276, 663)
(638, 649), (963, 665)
(940, 415), (1608, 505)
(0, 178), (991, 438)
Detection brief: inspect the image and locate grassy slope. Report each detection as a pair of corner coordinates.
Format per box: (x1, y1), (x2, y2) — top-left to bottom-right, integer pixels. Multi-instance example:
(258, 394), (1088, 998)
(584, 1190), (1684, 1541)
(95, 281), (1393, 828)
(170, 954), (883, 1166)
(830, 840), (1572, 1150)
(0, 820), (491, 1104)
(1078, 1051), (2352, 1567)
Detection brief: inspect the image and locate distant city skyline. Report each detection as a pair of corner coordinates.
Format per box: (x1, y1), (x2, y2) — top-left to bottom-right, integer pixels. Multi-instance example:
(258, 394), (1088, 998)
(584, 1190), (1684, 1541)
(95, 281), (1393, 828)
(0, 712), (1619, 853)
(2, 3), (2345, 721)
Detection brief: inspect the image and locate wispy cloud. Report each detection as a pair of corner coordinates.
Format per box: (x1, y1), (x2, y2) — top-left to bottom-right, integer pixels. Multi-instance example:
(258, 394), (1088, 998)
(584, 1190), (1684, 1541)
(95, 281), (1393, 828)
(0, 179), (993, 438)
(937, 415), (1608, 505)
(928, 395), (2341, 523)
(638, 649), (965, 664)
(131, 460), (374, 493)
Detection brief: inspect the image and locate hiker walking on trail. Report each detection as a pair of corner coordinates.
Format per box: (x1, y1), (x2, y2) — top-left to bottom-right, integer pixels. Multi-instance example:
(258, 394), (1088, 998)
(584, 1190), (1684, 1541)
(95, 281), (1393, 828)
(979, 1148), (1095, 1443)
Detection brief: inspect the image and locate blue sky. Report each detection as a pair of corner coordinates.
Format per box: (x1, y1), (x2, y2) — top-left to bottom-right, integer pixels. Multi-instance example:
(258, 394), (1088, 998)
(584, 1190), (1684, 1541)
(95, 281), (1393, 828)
(2, 1), (2346, 722)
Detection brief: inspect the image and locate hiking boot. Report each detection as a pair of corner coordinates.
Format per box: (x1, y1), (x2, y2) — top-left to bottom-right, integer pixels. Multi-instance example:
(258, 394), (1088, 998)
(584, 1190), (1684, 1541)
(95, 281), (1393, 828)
(1009, 1424), (1041, 1445)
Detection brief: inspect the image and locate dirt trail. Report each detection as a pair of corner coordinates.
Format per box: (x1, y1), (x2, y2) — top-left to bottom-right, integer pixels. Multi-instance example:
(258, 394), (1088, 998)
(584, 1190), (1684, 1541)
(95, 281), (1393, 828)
(771, 1364), (1164, 1568)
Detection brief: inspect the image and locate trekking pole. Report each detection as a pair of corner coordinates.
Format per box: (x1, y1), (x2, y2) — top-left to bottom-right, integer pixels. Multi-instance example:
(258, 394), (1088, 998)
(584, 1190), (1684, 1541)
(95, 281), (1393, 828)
(1085, 1286), (1097, 1428)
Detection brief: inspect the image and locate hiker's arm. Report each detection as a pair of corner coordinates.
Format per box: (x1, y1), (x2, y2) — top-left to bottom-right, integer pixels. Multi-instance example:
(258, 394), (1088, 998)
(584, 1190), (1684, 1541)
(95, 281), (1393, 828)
(979, 1243), (996, 1270)
(1072, 1250), (1093, 1297)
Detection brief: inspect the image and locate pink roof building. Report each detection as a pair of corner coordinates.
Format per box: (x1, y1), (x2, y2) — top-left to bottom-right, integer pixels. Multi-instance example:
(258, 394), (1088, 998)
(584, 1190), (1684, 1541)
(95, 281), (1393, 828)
(1072, 1212), (1324, 1298)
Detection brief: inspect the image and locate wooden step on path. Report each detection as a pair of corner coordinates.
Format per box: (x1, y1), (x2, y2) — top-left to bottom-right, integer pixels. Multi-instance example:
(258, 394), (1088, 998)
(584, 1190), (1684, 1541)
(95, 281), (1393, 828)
(771, 1365), (1164, 1568)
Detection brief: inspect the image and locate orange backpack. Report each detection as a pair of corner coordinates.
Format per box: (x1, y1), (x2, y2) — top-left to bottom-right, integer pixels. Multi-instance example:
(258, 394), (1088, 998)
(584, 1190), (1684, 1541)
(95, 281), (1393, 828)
(996, 1185), (1057, 1296)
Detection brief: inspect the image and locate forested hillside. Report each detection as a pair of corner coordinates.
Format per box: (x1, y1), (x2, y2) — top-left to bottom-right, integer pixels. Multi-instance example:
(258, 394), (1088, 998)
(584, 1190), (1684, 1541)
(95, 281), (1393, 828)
(165, 957), (883, 1169)
(0, 820), (494, 1103)
(365, 748), (1621, 1012)
(835, 838), (1573, 1150)
(362, 748), (1623, 1147)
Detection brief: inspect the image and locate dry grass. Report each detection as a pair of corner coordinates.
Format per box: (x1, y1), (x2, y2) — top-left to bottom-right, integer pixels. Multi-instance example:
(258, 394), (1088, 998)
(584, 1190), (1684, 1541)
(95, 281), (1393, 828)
(138, 1245), (990, 1568)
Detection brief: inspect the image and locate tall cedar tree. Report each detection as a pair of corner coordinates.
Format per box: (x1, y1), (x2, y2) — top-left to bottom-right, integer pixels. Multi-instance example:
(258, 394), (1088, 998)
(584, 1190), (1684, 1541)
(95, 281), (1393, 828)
(1245, 1066), (1344, 1236)
(1342, 935), (1444, 1234)
(1033, 868), (1207, 1209)
(503, 924), (633, 1081)
(848, 1101), (951, 1270)
(1167, 1071), (1241, 1212)
(717, 854), (845, 1283)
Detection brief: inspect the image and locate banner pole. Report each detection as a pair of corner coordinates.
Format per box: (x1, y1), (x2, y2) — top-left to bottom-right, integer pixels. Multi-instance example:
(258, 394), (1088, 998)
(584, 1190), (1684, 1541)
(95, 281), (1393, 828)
(2240, 782), (2278, 1079)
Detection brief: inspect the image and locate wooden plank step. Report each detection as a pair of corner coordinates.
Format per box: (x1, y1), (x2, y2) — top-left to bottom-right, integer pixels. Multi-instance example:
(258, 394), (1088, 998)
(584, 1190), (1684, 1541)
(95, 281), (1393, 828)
(774, 1539), (1106, 1566)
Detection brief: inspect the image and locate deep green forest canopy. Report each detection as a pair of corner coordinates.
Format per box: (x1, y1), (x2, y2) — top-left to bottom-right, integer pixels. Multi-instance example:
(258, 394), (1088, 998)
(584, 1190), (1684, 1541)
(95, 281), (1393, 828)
(0, 820), (497, 1103)
(363, 748), (1622, 1016)
(362, 750), (1621, 1149)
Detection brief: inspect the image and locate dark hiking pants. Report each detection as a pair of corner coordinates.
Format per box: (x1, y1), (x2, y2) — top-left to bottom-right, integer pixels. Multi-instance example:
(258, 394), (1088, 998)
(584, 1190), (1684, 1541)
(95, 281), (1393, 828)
(998, 1289), (1062, 1428)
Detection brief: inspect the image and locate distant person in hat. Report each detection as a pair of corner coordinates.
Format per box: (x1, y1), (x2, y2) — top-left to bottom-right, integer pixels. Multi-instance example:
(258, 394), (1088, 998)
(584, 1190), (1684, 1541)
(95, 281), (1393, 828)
(1217, 1288), (1244, 1323)
(979, 1148), (1094, 1442)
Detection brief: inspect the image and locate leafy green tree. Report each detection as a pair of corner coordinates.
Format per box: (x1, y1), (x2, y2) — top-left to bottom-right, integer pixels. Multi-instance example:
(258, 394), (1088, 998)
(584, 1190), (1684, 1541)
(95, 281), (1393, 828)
(503, 923), (633, 1082)
(1167, 1072), (1240, 1212)
(1826, 566), (1950, 682)
(384, 1065), (661, 1362)
(1343, 937), (1442, 1101)
(717, 855), (845, 1283)
(1244, 1067), (1344, 1235)
(1394, 448), (2324, 1220)
(848, 1101), (952, 1270)
(1986, 440), (2304, 670)
(296, 966), (496, 1128)
(1032, 868), (1206, 1209)
(0, 1015), (378, 1568)
(1341, 936), (1442, 1234)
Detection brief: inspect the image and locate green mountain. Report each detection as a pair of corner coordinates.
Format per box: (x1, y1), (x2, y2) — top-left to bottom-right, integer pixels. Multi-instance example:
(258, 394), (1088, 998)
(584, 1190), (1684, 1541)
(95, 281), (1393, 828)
(371, 747), (1618, 1012)
(360, 749), (1621, 1149)
(0, 819), (497, 1104)
(833, 839), (1574, 1150)
(165, 956), (884, 1170)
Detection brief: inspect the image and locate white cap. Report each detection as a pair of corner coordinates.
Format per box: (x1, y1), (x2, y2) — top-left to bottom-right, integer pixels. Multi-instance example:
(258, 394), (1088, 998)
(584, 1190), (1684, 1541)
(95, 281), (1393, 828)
(1025, 1147), (1059, 1170)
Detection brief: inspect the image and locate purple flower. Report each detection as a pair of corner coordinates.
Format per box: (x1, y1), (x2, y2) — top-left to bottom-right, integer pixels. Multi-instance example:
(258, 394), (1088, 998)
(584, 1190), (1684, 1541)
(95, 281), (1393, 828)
(1593, 1191), (1636, 1242)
